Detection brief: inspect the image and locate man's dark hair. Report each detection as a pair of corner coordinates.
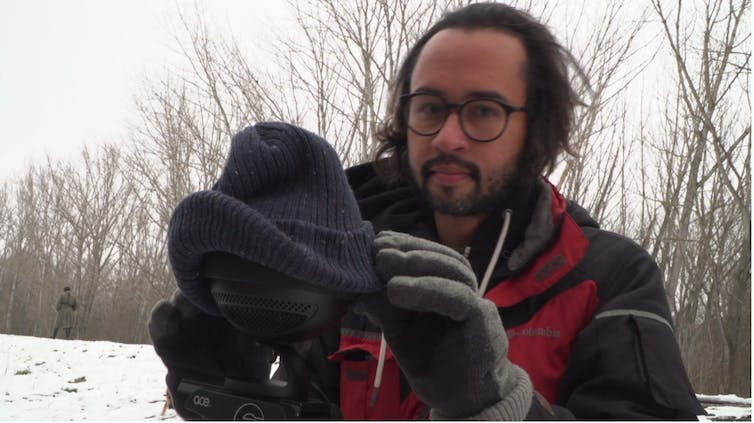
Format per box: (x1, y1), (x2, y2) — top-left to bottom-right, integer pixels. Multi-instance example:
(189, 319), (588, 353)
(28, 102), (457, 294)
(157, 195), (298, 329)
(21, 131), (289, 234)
(63, 286), (71, 292)
(374, 2), (581, 186)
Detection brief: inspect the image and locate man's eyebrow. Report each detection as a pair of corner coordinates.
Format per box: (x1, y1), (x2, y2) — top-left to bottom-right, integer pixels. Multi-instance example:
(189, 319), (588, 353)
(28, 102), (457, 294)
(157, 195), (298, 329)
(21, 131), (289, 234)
(410, 86), (442, 95)
(409, 87), (511, 103)
(466, 90), (510, 103)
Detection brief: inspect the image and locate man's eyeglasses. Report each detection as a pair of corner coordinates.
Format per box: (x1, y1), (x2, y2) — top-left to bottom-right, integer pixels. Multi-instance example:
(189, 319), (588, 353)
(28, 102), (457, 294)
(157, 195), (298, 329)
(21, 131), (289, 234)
(400, 92), (527, 142)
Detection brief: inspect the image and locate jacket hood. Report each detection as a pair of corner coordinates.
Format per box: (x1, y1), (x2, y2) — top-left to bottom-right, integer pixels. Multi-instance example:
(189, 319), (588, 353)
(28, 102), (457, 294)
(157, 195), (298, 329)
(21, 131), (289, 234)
(564, 199), (599, 229)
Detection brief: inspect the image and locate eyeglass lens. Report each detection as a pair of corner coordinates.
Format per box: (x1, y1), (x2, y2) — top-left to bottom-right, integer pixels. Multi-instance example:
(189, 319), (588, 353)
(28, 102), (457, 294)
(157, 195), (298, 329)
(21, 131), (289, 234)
(404, 94), (509, 142)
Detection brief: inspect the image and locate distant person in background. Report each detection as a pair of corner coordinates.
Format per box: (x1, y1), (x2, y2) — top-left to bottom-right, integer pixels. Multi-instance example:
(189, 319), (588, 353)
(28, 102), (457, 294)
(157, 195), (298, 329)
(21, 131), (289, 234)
(52, 286), (77, 339)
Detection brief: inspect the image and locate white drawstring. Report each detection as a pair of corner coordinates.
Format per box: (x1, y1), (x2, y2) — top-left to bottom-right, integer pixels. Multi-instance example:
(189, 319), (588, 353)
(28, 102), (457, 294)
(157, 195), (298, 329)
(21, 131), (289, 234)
(479, 209), (512, 296)
(370, 333), (387, 408)
(370, 209), (512, 405)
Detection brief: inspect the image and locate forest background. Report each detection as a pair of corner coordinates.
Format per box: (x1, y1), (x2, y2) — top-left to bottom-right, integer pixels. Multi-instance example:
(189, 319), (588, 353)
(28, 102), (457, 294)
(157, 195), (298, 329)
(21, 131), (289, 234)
(0, 0), (750, 397)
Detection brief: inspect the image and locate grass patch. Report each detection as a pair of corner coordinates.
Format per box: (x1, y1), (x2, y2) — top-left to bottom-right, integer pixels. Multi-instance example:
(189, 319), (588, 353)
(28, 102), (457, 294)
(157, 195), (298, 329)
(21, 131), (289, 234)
(14, 369), (31, 376)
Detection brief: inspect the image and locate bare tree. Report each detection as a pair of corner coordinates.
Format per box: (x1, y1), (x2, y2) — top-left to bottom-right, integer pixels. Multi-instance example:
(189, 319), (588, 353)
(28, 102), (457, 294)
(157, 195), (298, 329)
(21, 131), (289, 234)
(0, 180), (22, 334)
(648, 0), (750, 396)
(276, 0), (457, 164)
(1, 165), (72, 337)
(545, 2), (657, 228)
(44, 145), (137, 338)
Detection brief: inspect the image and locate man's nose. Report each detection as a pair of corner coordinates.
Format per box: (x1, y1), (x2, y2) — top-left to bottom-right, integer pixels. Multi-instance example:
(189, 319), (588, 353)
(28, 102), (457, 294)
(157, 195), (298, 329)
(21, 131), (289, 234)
(430, 112), (470, 153)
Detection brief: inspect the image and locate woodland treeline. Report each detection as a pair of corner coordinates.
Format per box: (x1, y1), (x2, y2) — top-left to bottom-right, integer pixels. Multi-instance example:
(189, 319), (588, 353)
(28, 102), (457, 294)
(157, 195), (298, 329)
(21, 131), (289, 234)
(0, 0), (749, 396)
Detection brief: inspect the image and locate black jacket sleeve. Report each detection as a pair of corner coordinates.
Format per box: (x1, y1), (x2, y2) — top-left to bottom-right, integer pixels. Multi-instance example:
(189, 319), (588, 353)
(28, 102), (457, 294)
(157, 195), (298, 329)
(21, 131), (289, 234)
(557, 229), (705, 419)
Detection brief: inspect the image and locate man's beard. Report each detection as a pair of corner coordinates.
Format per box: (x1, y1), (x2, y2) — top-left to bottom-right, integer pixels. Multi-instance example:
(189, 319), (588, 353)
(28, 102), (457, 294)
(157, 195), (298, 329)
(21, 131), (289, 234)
(415, 154), (518, 216)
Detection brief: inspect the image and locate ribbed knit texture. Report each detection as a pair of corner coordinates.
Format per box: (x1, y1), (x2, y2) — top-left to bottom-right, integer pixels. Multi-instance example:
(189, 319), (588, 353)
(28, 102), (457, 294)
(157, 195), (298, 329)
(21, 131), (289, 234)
(168, 122), (380, 316)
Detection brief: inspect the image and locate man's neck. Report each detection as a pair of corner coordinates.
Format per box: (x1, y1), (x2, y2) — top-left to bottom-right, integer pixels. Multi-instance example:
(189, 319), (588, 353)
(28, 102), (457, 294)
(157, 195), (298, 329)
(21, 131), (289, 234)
(434, 211), (489, 251)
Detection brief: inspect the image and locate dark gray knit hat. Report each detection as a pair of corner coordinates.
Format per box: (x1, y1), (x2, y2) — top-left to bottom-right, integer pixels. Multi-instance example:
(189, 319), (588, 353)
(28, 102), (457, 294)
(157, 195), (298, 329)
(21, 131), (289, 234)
(167, 122), (380, 316)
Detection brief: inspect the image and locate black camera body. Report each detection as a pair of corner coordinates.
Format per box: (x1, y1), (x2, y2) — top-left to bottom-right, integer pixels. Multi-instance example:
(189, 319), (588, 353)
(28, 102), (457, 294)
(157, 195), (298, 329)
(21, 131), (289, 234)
(177, 252), (350, 420)
(176, 378), (341, 420)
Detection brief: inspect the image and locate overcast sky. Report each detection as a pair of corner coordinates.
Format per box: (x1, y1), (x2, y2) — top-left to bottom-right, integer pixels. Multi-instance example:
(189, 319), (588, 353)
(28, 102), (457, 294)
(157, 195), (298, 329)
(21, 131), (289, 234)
(0, 0), (292, 181)
(0, 1), (727, 184)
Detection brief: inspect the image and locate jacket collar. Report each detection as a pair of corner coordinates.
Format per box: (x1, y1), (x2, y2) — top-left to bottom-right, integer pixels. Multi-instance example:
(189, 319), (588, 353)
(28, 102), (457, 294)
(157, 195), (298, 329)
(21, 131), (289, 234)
(508, 179), (559, 272)
(346, 163), (596, 286)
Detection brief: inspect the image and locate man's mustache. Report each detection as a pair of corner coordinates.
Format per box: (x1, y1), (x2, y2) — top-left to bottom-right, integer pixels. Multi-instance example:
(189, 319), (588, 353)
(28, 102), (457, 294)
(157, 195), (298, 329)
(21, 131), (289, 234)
(420, 154), (481, 183)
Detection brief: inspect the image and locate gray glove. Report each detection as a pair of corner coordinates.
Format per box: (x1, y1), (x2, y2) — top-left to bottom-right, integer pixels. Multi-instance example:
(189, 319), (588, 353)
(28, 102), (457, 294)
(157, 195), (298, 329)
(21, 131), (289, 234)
(356, 231), (532, 420)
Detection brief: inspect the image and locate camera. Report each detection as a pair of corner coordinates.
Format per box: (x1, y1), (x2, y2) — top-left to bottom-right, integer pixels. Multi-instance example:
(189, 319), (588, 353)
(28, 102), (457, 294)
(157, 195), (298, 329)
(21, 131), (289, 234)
(175, 252), (351, 420)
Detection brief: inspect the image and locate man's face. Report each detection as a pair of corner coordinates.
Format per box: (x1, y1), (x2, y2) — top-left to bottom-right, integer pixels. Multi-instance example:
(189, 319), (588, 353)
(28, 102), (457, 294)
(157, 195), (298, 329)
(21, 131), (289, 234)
(407, 28), (528, 216)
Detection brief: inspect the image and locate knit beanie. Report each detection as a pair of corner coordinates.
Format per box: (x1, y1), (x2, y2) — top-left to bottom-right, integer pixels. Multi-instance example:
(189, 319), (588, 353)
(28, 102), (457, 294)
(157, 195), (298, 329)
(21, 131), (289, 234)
(167, 122), (380, 316)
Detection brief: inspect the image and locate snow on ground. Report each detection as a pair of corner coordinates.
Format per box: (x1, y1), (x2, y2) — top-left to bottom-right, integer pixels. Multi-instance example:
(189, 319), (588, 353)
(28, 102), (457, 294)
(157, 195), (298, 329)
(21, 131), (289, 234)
(697, 394), (752, 421)
(1, 333), (750, 421)
(1, 334), (176, 421)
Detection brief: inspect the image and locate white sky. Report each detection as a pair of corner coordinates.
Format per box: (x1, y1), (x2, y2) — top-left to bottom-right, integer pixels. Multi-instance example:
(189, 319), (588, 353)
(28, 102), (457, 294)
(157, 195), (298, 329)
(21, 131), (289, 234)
(0, 0), (292, 182)
(0, 1), (742, 184)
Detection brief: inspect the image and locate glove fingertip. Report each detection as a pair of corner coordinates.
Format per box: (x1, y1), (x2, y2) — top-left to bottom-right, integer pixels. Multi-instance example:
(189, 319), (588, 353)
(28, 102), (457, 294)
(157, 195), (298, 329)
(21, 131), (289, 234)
(171, 291), (204, 319)
(148, 307), (179, 343)
(375, 247), (408, 279)
(149, 299), (174, 323)
(373, 230), (399, 248)
(374, 230), (427, 252)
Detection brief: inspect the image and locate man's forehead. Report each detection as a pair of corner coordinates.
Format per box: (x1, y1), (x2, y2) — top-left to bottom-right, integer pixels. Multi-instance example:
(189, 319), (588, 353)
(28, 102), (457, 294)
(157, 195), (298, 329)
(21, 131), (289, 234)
(410, 28), (528, 102)
(419, 27), (527, 57)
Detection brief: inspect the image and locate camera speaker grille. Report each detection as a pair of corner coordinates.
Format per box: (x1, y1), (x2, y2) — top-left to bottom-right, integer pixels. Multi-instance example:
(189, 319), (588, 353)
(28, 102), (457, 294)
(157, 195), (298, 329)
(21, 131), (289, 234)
(213, 291), (317, 336)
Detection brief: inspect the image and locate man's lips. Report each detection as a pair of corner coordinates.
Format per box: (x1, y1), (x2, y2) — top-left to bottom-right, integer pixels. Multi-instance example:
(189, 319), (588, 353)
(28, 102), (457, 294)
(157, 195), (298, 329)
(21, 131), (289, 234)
(428, 164), (472, 185)
(420, 155), (480, 187)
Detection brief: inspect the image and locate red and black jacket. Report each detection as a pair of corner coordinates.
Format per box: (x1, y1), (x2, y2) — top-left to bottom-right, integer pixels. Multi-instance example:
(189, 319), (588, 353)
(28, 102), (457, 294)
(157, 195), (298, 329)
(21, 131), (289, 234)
(298, 163), (704, 420)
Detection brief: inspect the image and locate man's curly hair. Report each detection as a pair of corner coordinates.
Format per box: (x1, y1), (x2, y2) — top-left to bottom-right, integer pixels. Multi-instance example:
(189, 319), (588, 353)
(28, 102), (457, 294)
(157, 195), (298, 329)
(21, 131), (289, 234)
(373, 2), (582, 186)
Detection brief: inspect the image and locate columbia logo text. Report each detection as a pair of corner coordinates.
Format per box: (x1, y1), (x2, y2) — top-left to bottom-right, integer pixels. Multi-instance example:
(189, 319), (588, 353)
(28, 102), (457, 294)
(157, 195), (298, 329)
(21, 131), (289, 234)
(506, 327), (561, 338)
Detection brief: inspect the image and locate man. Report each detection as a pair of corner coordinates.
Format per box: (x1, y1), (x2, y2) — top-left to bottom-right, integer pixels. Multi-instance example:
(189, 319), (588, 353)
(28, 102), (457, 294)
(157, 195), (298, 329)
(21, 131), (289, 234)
(150, 3), (704, 420)
(52, 286), (77, 339)
(326, 3), (703, 419)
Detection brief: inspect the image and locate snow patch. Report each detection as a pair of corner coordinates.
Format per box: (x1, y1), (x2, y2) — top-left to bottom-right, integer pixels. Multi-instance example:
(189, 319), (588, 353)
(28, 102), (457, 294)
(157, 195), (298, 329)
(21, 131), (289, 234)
(1, 334), (176, 420)
(0, 334), (749, 420)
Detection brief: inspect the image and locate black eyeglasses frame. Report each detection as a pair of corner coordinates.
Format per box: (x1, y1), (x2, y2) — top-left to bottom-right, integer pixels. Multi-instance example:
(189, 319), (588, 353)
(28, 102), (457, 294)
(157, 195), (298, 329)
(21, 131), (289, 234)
(399, 92), (527, 142)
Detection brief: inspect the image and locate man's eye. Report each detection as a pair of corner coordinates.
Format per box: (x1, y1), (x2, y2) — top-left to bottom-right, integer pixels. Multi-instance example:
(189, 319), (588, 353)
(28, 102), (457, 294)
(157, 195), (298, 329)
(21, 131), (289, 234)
(419, 103), (445, 115)
(470, 104), (501, 118)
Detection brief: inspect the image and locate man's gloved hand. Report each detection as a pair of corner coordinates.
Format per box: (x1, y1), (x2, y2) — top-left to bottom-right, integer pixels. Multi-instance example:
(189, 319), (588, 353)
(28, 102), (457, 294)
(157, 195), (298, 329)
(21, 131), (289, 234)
(356, 231), (533, 420)
(148, 290), (274, 419)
